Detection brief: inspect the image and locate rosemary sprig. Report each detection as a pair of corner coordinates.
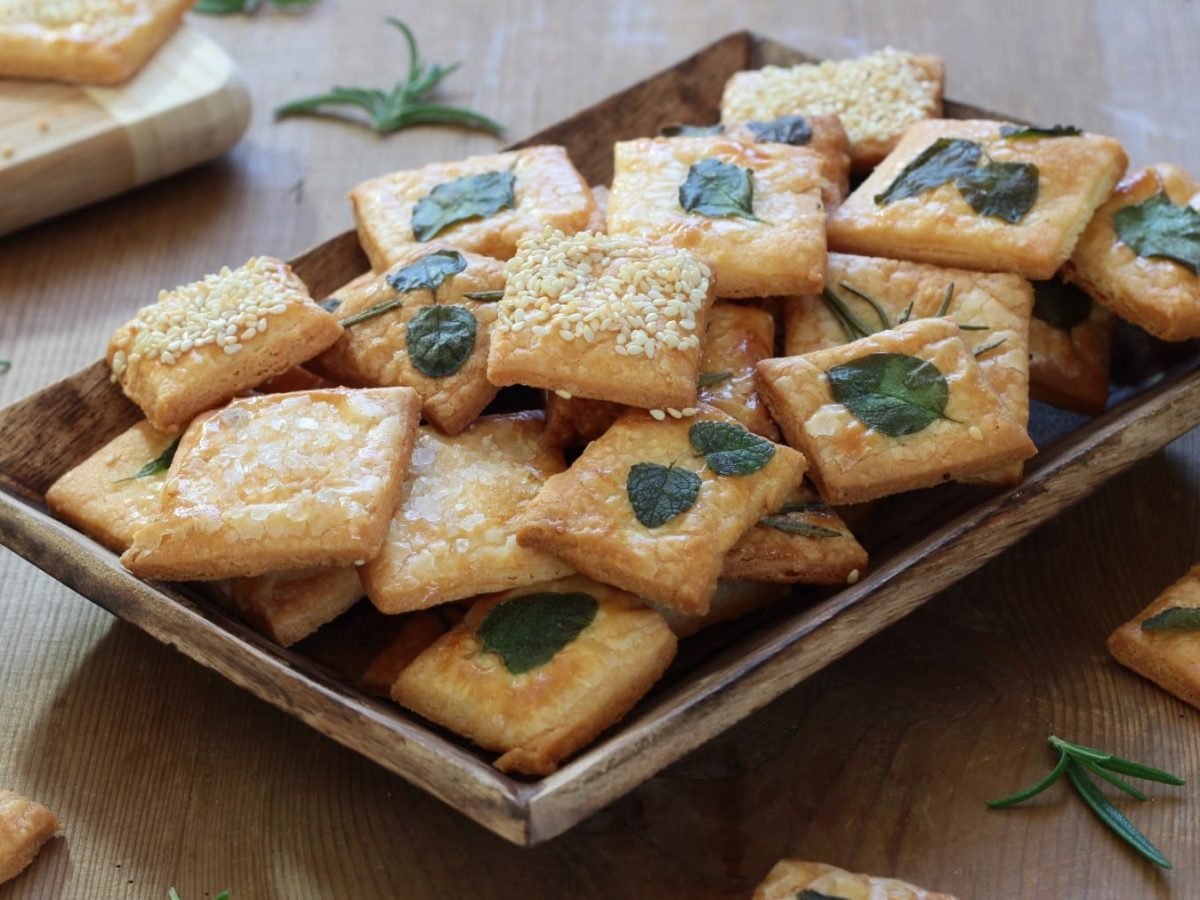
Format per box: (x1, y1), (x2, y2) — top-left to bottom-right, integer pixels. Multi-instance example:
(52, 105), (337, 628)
(275, 19), (505, 138)
(340, 299), (404, 328)
(820, 288), (875, 342)
(168, 889), (230, 900)
(935, 282), (956, 317)
(838, 282), (891, 331)
(462, 290), (505, 302)
(698, 371), (733, 387)
(973, 335), (1008, 358)
(987, 734), (1183, 868)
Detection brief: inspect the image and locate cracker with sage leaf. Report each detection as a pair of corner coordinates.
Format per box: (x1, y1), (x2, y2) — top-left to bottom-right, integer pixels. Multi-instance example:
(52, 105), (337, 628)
(1065, 164), (1200, 341)
(606, 135), (827, 297)
(360, 412), (574, 615)
(1028, 278), (1115, 415)
(121, 387), (421, 581)
(349, 145), (595, 269)
(752, 859), (957, 900)
(307, 244), (504, 434)
(0, 0), (194, 85)
(783, 252), (1033, 485)
(390, 575), (677, 775)
(723, 112), (851, 208)
(487, 228), (715, 411)
(107, 257), (343, 433)
(722, 486), (867, 584)
(758, 318), (1035, 505)
(45, 419), (179, 554)
(209, 566), (364, 648)
(827, 119), (1127, 279)
(516, 405), (806, 615)
(720, 48), (944, 171)
(1108, 562), (1200, 712)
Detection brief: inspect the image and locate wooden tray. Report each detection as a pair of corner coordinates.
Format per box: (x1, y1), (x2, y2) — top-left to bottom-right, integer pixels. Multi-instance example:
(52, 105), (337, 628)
(2, 31), (1198, 847)
(0, 24), (250, 237)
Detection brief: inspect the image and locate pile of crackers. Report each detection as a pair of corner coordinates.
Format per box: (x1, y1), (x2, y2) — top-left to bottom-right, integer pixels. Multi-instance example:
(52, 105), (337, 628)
(42, 47), (1200, 776)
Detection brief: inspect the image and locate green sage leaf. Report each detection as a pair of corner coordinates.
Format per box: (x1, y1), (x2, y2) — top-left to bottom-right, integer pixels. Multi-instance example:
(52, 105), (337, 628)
(407, 305), (477, 377)
(627, 463), (701, 528)
(827, 353), (950, 437)
(745, 114), (812, 146)
(1113, 191), (1200, 276)
(115, 437), (180, 483)
(462, 289), (505, 301)
(688, 421), (775, 476)
(660, 122), (724, 137)
(955, 159), (1040, 223)
(411, 170), (516, 242)
(1000, 124), (1082, 140)
(1032, 280), (1091, 331)
(875, 137), (982, 205)
(386, 249), (467, 295)
(697, 371), (733, 387)
(679, 158), (760, 221)
(1142, 606), (1200, 632)
(477, 591), (598, 675)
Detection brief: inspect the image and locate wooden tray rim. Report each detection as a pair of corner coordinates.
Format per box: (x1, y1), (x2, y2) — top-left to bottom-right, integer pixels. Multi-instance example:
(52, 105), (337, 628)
(2, 29), (1197, 846)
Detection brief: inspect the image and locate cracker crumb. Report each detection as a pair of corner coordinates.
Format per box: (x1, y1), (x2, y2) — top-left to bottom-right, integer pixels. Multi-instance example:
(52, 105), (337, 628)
(847, 568), (861, 584)
(969, 425), (984, 441)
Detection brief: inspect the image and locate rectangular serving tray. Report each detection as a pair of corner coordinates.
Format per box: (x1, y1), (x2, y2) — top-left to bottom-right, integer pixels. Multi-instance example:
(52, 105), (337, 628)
(3, 31), (1199, 847)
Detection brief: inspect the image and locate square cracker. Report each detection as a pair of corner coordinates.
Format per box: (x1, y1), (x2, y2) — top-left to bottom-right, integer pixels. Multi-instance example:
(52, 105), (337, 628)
(724, 113), (851, 208)
(516, 405), (807, 615)
(720, 48), (944, 171)
(350, 145), (595, 270)
(1108, 563), (1200, 712)
(758, 318), (1035, 505)
(698, 302), (781, 440)
(307, 244), (504, 434)
(1065, 164), (1200, 341)
(540, 299), (778, 446)
(487, 228), (715, 410)
(390, 575), (677, 775)
(121, 387), (421, 581)
(0, 789), (61, 886)
(752, 859), (955, 900)
(651, 580), (790, 639)
(211, 566), (364, 648)
(606, 136), (827, 298)
(827, 119), (1127, 279)
(360, 412), (574, 615)
(722, 487), (868, 585)
(784, 252), (1033, 484)
(0, 0), (193, 85)
(45, 419), (177, 553)
(107, 257), (343, 433)
(1028, 279), (1115, 415)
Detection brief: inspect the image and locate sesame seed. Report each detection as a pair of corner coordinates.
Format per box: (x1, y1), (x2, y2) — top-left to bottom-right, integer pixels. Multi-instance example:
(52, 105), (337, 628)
(969, 425), (983, 441)
(681, 407), (698, 416)
(666, 407), (682, 418)
(649, 409), (667, 421)
(554, 389), (573, 399)
(847, 568), (861, 584)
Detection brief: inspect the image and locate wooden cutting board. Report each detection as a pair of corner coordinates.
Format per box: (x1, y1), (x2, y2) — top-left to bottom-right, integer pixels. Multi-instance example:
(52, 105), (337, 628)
(0, 23), (250, 237)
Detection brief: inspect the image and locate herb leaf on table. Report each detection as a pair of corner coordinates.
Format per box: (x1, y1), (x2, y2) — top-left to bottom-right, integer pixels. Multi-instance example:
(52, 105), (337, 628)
(275, 18), (505, 138)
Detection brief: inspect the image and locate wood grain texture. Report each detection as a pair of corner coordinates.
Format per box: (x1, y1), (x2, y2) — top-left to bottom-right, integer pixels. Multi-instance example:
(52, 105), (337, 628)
(2, 1), (1200, 897)
(0, 25), (250, 237)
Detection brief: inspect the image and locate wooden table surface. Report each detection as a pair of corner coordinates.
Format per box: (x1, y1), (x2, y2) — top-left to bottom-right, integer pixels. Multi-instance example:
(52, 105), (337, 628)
(2, 1), (1199, 897)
